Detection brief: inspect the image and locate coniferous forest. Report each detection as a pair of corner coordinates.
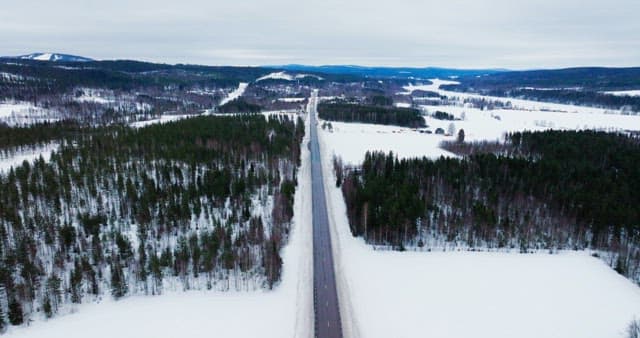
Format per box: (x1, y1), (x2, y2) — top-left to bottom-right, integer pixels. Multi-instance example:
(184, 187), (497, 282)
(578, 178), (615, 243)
(318, 102), (425, 128)
(0, 115), (304, 324)
(339, 130), (640, 284)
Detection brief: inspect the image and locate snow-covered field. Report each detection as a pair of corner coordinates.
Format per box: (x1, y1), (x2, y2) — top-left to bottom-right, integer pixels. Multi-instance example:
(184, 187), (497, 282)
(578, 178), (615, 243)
(320, 79), (640, 165)
(0, 143), (60, 174)
(402, 79), (633, 115)
(7, 113), (314, 338)
(317, 128), (640, 338)
(318, 121), (455, 165)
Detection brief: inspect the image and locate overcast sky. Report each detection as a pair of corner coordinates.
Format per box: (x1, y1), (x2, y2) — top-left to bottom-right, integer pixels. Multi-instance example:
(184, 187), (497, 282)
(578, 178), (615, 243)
(1, 0), (638, 69)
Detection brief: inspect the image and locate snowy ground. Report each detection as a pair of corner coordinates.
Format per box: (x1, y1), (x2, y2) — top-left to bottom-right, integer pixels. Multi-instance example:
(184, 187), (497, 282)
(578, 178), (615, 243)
(219, 82), (248, 106)
(256, 72), (323, 82)
(318, 121), (455, 165)
(0, 143), (59, 174)
(0, 101), (58, 126)
(402, 79), (635, 115)
(604, 90), (640, 97)
(320, 79), (640, 165)
(129, 114), (196, 128)
(317, 127), (640, 338)
(7, 113), (313, 338)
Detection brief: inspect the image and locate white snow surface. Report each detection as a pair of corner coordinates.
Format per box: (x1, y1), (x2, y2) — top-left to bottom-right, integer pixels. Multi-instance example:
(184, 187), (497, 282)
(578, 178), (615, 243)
(421, 104), (640, 143)
(219, 82), (248, 106)
(7, 113), (314, 338)
(33, 53), (53, 61)
(0, 101), (58, 126)
(0, 143), (59, 174)
(322, 79), (640, 165)
(318, 121), (455, 165)
(278, 97), (307, 102)
(129, 114), (194, 128)
(605, 90), (640, 97)
(403, 79), (636, 115)
(257, 72), (323, 82)
(317, 127), (640, 338)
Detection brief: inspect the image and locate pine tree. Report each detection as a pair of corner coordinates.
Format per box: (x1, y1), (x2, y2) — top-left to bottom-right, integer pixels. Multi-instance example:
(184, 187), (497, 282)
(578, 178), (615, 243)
(8, 300), (23, 325)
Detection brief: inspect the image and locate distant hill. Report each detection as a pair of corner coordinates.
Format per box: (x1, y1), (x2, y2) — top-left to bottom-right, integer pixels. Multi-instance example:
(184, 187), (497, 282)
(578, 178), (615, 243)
(271, 64), (507, 79)
(451, 67), (640, 91)
(2, 52), (94, 62)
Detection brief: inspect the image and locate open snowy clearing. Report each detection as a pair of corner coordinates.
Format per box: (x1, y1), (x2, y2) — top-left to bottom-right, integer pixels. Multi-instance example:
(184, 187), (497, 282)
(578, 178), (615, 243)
(129, 114), (196, 128)
(421, 104), (640, 142)
(402, 79), (636, 115)
(318, 120), (455, 165)
(0, 143), (60, 174)
(8, 114), (314, 338)
(317, 129), (640, 338)
(219, 82), (248, 106)
(320, 79), (640, 165)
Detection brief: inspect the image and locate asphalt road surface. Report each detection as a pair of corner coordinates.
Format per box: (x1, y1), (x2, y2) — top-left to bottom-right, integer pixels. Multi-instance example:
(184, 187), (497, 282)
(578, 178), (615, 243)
(310, 91), (343, 338)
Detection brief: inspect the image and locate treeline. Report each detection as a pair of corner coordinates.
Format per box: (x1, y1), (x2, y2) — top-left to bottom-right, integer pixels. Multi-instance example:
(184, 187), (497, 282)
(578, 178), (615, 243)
(508, 89), (640, 112)
(340, 130), (640, 283)
(318, 102), (425, 128)
(0, 120), (87, 149)
(217, 98), (262, 114)
(0, 115), (304, 327)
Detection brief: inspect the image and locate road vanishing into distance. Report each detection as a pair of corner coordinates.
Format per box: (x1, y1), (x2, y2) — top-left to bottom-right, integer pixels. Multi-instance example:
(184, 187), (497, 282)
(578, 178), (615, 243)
(309, 90), (344, 338)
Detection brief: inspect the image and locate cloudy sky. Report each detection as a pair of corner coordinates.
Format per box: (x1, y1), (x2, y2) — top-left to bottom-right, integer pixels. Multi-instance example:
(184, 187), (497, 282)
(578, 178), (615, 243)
(1, 0), (638, 69)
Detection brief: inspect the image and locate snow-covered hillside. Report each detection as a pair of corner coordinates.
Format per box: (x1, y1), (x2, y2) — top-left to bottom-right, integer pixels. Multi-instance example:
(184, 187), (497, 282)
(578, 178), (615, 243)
(318, 128), (640, 338)
(256, 72), (323, 82)
(8, 53), (94, 62)
(219, 83), (248, 106)
(0, 101), (59, 126)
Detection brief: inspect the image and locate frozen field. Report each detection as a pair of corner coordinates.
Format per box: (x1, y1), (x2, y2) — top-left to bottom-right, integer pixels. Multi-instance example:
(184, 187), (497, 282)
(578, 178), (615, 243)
(7, 114), (314, 338)
(318, 121), (455, 165)
(318, 129), (640, 338)
(320, 79), (640, 165)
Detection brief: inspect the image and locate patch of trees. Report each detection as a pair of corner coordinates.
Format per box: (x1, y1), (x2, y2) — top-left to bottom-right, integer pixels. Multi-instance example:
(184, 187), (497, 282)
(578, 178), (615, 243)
(318, 102), (425, 128)
(0, 120), (90, 149)
(0, 115), (304, 325)
(448, 67), (640, 91)
(217, 98), (262, 114)
(340, 130), (640, 283)
(432, 111), (456, 121)
(369, 95), (393, 106)
(504, 89), (640, 112)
